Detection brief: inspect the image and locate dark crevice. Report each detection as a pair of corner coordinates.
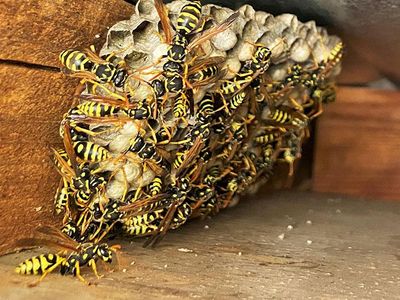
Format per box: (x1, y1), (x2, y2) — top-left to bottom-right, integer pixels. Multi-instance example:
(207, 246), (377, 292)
(123, 0), (137, 5)
(0, 59), (60, 73)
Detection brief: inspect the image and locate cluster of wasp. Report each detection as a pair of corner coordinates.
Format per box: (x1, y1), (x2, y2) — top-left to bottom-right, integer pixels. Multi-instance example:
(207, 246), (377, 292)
(15, 0), (343, 284)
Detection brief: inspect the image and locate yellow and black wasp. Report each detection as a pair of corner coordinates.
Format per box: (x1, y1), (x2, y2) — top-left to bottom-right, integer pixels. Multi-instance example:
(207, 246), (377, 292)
(15, 226), (121, 285)
(217, 44), (273, 97)
(265, 105), (309, 129)
(152, 0), (239, 101)
(125, 133), (169, 174)
(59, 47), (128, 88)
(148, 176), (163, 196)
(53, 123), (107, 213)
(253, 126), (286, 145)
(142, 177), (192, 247)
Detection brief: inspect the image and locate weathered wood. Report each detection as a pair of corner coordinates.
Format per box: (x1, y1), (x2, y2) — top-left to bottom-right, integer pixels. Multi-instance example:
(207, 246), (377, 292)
(313, 87), (400, 201)
(0, 192), (399, 298)
(0, 65), (77, 254)
(0, 0), (133, 67)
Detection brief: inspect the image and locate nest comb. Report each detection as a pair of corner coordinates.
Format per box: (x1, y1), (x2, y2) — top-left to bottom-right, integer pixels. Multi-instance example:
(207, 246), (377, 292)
(56, 0), (343, 244)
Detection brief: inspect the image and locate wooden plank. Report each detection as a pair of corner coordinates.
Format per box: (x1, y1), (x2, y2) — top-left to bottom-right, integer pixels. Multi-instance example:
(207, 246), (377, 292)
(313, 87), (400, 201)
(0, 65), (77, 254)
(0, 192), (399, 298)
(0, 0), (133, 67)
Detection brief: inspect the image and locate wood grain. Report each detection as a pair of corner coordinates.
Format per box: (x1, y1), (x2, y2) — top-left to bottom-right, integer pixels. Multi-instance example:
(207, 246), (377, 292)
(1, 192), (399, 298)
(0, 0), (134, 255)
(0, 0), (133, 67)
(313, 87), (400, 201)
(0, 65), (77, 254)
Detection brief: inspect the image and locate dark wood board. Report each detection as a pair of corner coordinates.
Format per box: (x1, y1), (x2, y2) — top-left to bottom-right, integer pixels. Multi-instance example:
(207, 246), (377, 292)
(0, 0), (133, 68)
(0, 65), (77, 255)
(313, 87), (400, 201)
(0, 192), (399, 298)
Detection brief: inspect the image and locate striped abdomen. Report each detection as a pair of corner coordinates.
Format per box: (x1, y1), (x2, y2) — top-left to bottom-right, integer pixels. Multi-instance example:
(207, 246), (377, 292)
(173, 151), (186, 169)
(219, 77), (251, 95)
(171, 203), (192, 229)
(123, 211), (163, 236)
(73, 141), (111, 162)
(269, 109), (294, 125)
(198, 93), (214, 117)
(173, 94), (188, 118)
(328, 42), (343, 65)
(76, 102), (121, 117)
(229, 92), (246, 111)
(54, 181), (71, 215)
(176, 1), (202, 35)
(148, 176), (163, 196)
(189, 65), (218, 83)
(59, 49), (94, 72)
(254, 131), (281, 145)
(16, 254), (65, 275)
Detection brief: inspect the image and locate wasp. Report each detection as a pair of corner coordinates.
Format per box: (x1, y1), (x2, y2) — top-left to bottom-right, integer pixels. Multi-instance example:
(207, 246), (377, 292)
(73, 141), (110, 163)
(254, 127), (285, 145)
(148, 176), (163, 196)
(153, 1), (238, 95)
(218, 44), (272, 95)
(122, 198), (191, 237)
(187, 57), (226, 88)
(302, 41), (343, 88)
(266, 106), (308, 129)
(77, 95), (152, 121)
(203, 165), (221, 186)
(229, 120), (248, 143)
(302, 82), (336, 119)
(15, 226), (120, 285)
(188, 64), (218, 83)
(59, 47), (128, 88)
(173, 92), (190, 118)
(278, 131), (304, 176)
(239, 44), (272, 77)
(229, 91), (247, 113)
(126, 134), (166, 168)
(170, 202), (192, 229)
(198, 195), (219, 217)
(123, 210), (163, 236)
(61, 219), (82, 242)
(197, 93), (215, 118)
(186, 185), (213, 214)
(77, 198), (125, 242)
(52, 149), (74, 215)
(16, 253), (65, 277)
(54, 124), (107, 213)
(143, 177), (191, 247)
(218, 77), (253, 96)
(176, 0), (204, 36)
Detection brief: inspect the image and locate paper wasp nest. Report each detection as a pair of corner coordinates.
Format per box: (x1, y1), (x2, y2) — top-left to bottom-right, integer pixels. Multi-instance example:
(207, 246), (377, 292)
(95, 0), (342, 199)
(56, 0), (343, 243)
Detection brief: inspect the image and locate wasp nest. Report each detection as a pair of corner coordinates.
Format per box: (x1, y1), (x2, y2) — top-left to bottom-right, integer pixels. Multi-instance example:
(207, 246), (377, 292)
(53, 0), (343, 246)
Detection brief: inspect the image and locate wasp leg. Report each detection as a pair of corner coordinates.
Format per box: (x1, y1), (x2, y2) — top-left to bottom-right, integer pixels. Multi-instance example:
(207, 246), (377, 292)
(88, 259), (102, 279)
(74, 262), (89, 285)
(28, 259), (65, 287)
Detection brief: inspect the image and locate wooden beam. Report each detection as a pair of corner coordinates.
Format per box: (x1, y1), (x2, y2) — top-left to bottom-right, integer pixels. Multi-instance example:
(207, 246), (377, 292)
(313, 87), (400, 201)
(0, 65), (77, 254)
(0, 0), (133, 68)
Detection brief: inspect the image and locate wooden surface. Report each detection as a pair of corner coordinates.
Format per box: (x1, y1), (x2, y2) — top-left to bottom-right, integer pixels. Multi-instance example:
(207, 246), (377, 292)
(313, 87), (400, 201)
(0, 0), (397, 256)
(0, 191), (399, 299)
(0, 0), (134, 255)
(0, 66), (77, 254)
(0, 0), (133, 67)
